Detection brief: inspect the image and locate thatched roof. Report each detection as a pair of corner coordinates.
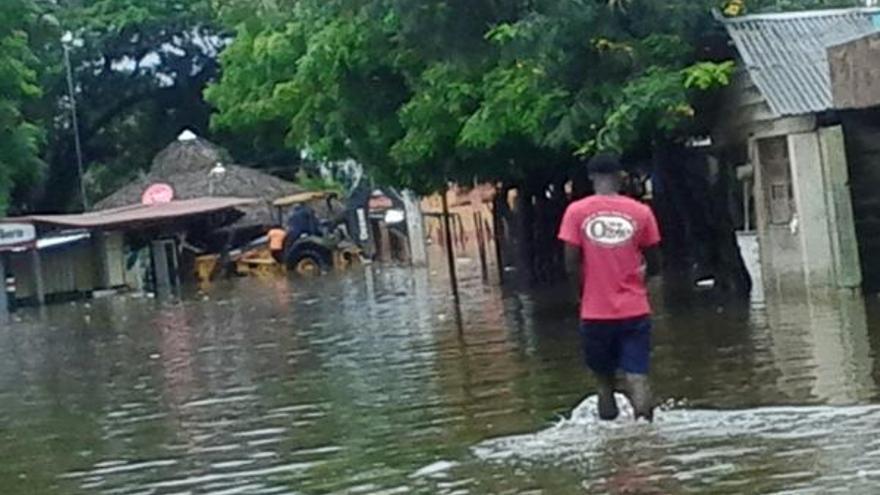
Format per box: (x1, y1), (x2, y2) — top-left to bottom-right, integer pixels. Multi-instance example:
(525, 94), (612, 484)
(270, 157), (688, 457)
(94, 133), (303, 226)
(150, 136), (233, 176)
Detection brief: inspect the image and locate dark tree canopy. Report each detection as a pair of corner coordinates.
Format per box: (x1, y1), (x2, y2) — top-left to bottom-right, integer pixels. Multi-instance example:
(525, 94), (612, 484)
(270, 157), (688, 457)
(206, 0), (746, 194)
(0, 0), (867, 213)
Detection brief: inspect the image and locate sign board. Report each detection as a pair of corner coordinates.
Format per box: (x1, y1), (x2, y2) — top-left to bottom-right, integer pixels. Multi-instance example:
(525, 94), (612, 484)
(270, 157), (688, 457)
(0, 223), (36, 250)
(356, 208), (370, 242)
(142, 183), (175, 205)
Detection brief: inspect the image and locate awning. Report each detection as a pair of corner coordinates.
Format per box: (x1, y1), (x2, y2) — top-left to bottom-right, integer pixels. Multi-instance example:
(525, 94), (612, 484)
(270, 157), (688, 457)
(7, 232), (91, 253)
(4, 197), (255, 230)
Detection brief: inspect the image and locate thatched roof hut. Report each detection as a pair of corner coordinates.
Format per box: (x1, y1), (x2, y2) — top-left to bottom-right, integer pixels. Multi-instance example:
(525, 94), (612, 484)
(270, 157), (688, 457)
(95, 132), (303, 227)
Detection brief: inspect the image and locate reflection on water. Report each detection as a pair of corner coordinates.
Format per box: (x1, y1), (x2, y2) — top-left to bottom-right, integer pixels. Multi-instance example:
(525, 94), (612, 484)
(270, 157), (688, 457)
(0, 262), (879, 494)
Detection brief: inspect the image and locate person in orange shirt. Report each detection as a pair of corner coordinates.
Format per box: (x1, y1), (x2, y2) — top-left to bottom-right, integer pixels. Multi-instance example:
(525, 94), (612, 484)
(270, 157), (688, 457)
(267, 226), (287, 263)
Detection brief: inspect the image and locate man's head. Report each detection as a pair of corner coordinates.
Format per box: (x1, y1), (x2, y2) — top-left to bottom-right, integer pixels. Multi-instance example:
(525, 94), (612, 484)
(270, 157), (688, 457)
(587, 153), (624, 194)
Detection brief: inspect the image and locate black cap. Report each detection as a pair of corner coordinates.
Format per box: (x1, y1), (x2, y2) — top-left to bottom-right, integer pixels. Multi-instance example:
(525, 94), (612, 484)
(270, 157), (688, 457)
(587, 153), (623, 175)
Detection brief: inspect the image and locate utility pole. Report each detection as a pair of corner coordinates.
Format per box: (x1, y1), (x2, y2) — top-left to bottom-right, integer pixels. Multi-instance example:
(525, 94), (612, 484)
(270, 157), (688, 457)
(62, 32), (89, 211)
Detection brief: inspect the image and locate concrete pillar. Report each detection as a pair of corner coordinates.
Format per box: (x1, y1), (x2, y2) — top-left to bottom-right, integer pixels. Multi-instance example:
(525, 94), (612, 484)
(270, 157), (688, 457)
(750, 136), (781, 291)
(30, 248), (45, 306)
(402, 190), (428, 267)
(736, 231), (764, 304)
(789, 132), (836, 287)
(818, 126), (862, 289)
(152, 240), (172, 299)
(0, 255), (8, 323)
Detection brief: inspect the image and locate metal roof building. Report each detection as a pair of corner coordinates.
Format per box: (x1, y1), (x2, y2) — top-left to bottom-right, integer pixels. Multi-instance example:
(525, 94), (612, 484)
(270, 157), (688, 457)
(0, 197), (257, 307)
(721, 8), (880, 117)
(8, 197), (255, 231)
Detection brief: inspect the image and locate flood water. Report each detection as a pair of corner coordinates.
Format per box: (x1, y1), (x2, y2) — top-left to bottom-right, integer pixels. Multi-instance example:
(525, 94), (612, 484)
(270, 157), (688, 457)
(3, 259), (880, 494)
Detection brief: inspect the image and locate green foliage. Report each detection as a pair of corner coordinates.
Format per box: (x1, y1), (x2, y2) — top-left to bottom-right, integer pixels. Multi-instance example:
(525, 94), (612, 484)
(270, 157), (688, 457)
(27, 0), (225, 210)
(0, 0), (857, 213)
(208, 0), (411, 186)
(0, 0), (864, 214)
(588, 67), (689, 154)
(392, 63), (478, 166)
(460, 62), (569, 150)
(684, 61), (735, 90)
(587, 61), (734, 154)
(208, 0), (756, 192)
(0, 0), (44, 214)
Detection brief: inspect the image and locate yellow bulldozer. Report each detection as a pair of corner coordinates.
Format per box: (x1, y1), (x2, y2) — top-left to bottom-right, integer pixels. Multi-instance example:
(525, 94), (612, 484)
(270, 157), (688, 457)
(196, 191), (362, 281)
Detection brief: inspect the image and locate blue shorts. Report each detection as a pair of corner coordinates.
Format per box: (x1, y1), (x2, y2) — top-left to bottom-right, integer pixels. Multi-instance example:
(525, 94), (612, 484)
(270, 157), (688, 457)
(579, 317), (652, 375)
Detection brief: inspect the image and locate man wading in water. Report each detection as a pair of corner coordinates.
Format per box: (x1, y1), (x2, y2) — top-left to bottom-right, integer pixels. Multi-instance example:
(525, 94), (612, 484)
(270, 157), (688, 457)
(558, 153), (662, 421)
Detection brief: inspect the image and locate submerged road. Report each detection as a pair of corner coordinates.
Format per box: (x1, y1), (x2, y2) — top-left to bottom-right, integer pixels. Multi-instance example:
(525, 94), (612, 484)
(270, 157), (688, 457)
(1, 262), (879, 494)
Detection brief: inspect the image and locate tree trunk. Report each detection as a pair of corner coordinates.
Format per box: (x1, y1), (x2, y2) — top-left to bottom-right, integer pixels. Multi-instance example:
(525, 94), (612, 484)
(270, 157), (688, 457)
(514, 183), (536, 286)
(654, 145), (751, 299)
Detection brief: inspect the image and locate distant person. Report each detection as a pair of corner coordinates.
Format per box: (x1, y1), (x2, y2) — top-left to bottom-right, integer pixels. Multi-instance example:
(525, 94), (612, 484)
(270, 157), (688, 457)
(558, 153), (662, 422)
(287, 203), (321, 241)
(267, 226), (287, 263)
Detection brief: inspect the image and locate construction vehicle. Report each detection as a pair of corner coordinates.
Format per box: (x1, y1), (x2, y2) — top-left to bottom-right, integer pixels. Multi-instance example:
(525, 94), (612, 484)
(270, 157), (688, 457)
(232, 191), (362, 277)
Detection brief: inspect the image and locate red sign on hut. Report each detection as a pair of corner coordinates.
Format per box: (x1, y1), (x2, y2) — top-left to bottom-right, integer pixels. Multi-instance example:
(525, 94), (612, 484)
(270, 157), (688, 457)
(141, 183), (175, 205)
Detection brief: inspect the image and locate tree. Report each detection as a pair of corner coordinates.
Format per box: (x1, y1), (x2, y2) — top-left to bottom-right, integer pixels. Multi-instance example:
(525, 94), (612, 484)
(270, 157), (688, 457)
(28, 0), (223, 211)
(184, 0), (873, 286)
(0, 0), (43, 215)
(207, 1), (736, 190)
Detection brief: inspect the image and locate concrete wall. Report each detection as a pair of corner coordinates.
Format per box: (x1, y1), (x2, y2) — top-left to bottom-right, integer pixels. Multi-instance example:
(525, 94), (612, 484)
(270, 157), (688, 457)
(788, 131), (836, 287)
(714, 59), (864, 294)
(753, 135), (804, 290)
(751, 127), (862, 292)
(9, 241), (98, 301)
(818, 126), (862, 289)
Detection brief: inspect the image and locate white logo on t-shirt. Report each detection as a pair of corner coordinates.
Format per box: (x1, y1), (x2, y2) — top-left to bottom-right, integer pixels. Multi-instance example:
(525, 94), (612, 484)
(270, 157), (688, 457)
(584, 214), (636, 247)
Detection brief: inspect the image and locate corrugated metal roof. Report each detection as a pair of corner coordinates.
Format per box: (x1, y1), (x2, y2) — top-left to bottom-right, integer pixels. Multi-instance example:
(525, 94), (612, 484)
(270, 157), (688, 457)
(722, 8), (880, 117)
(5, 197), (255, 230)
(7, 233), (91, 253)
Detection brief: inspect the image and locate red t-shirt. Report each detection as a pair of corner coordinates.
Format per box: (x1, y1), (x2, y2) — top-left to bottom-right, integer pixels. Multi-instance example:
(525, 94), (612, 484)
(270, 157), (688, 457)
(558, 195), (661, 321)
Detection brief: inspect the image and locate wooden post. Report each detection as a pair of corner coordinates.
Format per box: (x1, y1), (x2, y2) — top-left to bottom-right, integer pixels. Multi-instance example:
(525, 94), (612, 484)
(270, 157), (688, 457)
(0, 255), (8, 323)
(457, 214), (467, 251)
(492, 193), (505, 284)
(169, 239), (182, 295)
(474, 211), (489, 282)
(31, 248), (45, 306)
(377, 221), (392, 262)
(442, 189), (460, 304)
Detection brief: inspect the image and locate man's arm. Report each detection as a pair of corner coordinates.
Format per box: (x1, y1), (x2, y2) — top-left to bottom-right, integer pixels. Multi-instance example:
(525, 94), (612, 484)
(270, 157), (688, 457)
(564, 244), (583, 303)
(558, 204), (583, 304)
(643, 246), (661, 279)
(639, 206), (662, 278)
